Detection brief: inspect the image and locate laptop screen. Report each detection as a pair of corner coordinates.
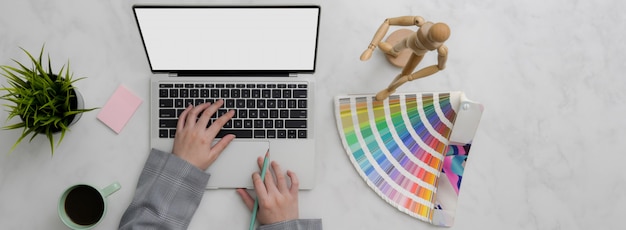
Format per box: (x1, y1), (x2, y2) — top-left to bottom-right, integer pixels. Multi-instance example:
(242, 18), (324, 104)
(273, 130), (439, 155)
(133, 6), (320, 74)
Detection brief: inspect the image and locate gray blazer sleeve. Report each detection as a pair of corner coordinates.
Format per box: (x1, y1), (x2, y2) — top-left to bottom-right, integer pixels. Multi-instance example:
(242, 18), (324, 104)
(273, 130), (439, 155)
(259, 219), (323, 230)
(119, 148), (323, 230)
(119, 148), (210, 230)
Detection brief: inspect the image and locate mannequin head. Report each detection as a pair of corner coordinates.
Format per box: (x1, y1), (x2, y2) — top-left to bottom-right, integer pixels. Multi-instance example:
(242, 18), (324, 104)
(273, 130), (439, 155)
(429, 23), (450, 43)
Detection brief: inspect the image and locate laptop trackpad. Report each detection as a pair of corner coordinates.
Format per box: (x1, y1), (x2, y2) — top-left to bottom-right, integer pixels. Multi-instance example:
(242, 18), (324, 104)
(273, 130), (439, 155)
(205, 141), (269, 189)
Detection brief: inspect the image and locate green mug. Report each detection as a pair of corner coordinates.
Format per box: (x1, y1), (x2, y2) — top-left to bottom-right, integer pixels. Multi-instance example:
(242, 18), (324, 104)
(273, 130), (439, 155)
(58, 182), (121, 229)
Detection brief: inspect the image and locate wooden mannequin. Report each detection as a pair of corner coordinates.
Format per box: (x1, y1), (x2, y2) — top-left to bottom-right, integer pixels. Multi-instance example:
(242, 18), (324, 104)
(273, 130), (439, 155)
(361, 16), (450, 101)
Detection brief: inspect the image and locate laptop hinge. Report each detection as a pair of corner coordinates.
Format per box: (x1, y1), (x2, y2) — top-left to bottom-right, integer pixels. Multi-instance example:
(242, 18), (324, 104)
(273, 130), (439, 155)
(289, 73), (298, 77)
(169, 72), (178, 77)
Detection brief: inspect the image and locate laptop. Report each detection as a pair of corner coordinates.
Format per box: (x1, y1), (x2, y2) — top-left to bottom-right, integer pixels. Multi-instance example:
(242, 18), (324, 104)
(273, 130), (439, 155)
(133, 5), (320, 189)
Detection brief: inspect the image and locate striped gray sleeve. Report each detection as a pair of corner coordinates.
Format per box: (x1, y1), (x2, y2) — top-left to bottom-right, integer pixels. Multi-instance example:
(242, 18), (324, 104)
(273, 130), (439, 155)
(119, 148), (210, 230)
(259, 219), (323, 230)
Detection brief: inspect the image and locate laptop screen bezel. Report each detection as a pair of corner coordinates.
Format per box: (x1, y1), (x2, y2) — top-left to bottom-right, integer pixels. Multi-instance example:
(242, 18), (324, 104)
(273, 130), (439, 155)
(132, 5), (321, 76)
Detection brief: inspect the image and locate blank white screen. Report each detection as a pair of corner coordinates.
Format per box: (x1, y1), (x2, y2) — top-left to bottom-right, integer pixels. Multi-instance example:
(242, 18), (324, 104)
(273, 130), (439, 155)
(135, 7), (319, 71)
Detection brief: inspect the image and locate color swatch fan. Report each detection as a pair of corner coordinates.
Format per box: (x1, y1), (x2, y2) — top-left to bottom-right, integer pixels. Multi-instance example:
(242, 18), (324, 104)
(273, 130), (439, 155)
(334, 92), (483, 226)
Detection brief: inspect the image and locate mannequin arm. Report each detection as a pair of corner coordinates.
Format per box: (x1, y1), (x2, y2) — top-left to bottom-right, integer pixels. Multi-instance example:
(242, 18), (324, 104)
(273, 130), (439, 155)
(361, 16), (425, 61)
(437, 45), (448, 69)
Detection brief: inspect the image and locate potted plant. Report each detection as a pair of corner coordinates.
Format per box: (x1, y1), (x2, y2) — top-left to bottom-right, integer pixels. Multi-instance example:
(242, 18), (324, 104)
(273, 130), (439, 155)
(0, 46), (96, 155)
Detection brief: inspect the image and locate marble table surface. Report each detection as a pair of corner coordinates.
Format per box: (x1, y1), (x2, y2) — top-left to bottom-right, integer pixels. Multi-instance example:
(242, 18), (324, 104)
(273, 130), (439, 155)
(1, 0), (626, 229)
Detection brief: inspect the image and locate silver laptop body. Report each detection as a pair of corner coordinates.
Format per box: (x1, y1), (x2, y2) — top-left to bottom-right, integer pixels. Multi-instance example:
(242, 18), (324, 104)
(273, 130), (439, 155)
(133, 5), (320, 189)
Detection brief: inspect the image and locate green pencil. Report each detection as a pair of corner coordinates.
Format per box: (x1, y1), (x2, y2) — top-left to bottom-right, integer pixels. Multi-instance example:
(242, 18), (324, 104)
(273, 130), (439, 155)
(250, 151), (270, 230)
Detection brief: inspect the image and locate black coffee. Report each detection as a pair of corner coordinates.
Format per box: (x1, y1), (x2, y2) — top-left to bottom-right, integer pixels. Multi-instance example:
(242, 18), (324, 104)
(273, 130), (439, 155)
(64, 185), (104, 226)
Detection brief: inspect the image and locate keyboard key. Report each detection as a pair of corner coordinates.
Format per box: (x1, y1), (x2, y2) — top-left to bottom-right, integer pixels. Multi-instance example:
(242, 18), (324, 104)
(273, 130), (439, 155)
(298, 130), (307, 138)
(221, 89), (230, 98)
(270, 110), (279, 118)
(169, 129), (176, 138)
(200, 89), (209, 97)
(160, 99), (173, 108)
(262, 90), (271, 98)
(225, 99), (235, 108)
(160, 109), (176, 118)
(259, 110), (268, 118)
(280, 110), (289, 118)
(252, 89), (261, 98)
(267, 130), (276, 138)
(275, 120), (284, 128)
(238, 110), (248, 118)
(185, 99), (194, 107)
(288, 100), (297, 108)
(257, 100), (266, 108)
(244, 120), (253, 128)
(277, 100), (287, 108)
(298, 100), (307, 108)
(231, 89), (241, 98)
(242, 89), (251, 98)
(254, 120), (263, 128)
(180, 89), (189, 98)
(218, 109), (228, 117)
(288, 130), (297, 139)
(290, 110), (307, 118)
(247, 99), (256, 108)
(190, 89), (199, 98)
(217, 129), (252, 138)
(277, 130), (287, 138)
(159, 89), (168, 98)
(160, 84), (173, 88)
(211, 89), (220, 98)
(272, 89), (282, 98)
(160, 119), (178, 128)
(264, 120), (273, 128)
(175, 99), (184, 108)
(236, 99), (246, 108)
(254, 130), (265, 138)
(159, 129), (168, 138)
(298, 84), (307, 88)
(233, 119), (243, 128)
(223, 120), (232, 128)
(185, 84), (194, 88)
(285, 120), (307, 128)
(249, 110), (258, 118)
(283, 90), (292, 98)
(267, 100), (276, 108)
(169, 89), (179, 98)
(293, 90), (307, 98)
(195, 84), (204, 88)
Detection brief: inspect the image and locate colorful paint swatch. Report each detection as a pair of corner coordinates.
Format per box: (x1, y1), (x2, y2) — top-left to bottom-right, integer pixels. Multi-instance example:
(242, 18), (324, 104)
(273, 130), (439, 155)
(334, 92), (481, 226)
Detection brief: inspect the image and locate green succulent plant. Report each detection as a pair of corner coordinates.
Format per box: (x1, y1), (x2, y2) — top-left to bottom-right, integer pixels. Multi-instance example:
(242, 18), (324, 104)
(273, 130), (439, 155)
(0, 46), (96, 155)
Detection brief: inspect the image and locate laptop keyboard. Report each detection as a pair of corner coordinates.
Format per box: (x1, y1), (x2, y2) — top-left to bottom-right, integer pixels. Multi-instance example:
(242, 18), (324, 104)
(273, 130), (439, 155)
(158, 82), (309, 139)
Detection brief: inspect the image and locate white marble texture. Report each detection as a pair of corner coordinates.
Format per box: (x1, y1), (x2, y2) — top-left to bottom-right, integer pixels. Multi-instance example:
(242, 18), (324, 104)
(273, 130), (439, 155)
(1, 0), (626, 229)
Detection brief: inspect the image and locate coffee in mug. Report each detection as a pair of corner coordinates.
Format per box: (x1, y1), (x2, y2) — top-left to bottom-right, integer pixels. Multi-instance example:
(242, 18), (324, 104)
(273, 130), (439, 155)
(58, 182), (121, 229)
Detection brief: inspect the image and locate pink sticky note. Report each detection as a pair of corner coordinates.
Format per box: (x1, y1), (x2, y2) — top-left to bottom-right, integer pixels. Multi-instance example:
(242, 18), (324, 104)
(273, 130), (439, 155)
(97, 85), (142, 134)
